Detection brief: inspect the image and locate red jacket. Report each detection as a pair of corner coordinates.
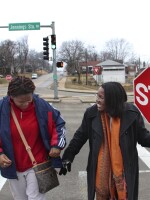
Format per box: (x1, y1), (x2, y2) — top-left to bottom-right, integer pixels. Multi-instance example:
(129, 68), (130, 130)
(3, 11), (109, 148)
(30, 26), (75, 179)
(0, 95), (66, 179)
(10, 100), (48, 172)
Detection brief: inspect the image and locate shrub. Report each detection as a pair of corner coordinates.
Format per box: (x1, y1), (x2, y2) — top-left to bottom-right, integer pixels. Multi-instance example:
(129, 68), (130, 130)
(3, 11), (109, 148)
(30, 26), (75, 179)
(72, 77), (77, 83)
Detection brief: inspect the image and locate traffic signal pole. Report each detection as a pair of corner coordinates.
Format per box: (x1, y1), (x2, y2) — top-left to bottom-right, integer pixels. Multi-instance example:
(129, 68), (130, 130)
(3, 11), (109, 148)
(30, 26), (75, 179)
(41, 22), (58, 99)
(0, 21), (58, 99)
(51, 22), (58, 99)
(43, 37), (49, 60)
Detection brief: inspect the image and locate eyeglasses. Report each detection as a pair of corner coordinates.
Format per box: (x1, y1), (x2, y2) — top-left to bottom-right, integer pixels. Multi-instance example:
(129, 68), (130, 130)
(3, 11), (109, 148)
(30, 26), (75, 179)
(95, 93), (105, 101)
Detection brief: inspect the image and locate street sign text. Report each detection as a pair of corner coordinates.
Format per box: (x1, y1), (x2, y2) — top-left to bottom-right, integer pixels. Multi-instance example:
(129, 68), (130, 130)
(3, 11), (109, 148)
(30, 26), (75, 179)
(9, 22), (40, 31)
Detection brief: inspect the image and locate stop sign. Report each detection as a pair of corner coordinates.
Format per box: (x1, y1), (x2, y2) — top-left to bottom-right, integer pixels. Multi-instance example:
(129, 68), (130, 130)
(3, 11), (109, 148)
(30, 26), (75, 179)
(134, 67), (150, 123)
(93, 66), (102, 75)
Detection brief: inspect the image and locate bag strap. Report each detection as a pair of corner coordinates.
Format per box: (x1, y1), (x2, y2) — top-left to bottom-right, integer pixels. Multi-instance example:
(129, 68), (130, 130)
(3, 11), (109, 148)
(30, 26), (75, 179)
(11, 107), (37, 165)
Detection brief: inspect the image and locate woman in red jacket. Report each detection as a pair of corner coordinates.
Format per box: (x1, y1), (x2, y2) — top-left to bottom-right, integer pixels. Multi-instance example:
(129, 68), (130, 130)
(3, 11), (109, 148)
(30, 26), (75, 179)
(0, 76), (66, 200)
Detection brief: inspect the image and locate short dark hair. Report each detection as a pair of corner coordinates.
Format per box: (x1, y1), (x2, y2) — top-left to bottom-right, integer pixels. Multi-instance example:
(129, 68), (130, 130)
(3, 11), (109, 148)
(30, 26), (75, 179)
(101, 81), (127, 118)
(7, 76), (35, 97)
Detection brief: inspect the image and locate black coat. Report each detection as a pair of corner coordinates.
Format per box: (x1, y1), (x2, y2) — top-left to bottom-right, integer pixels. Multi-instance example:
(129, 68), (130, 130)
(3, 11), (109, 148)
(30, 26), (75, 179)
(62, 103), (150, 200)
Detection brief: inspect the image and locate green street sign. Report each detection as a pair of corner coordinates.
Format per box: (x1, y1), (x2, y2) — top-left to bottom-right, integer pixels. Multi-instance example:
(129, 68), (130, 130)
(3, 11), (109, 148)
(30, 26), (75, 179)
(9, 22), (40, 31)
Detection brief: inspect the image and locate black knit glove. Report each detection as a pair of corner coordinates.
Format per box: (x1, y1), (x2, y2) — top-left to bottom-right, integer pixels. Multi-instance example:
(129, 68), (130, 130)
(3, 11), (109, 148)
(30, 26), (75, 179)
(59, 160), (71, 175)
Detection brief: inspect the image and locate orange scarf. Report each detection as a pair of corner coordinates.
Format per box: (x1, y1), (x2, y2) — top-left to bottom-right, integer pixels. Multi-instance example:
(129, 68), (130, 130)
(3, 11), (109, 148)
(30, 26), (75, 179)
(96, 112), (127, 200)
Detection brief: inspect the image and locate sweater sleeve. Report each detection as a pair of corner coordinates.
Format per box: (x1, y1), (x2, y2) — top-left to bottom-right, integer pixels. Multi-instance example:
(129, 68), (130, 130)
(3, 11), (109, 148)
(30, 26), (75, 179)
(48, 106), (66, 149)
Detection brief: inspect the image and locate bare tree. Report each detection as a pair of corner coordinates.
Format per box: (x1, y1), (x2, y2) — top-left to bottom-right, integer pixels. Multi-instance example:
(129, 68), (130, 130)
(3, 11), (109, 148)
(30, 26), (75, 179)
(16, 36), (29, 73)
(126, 52), (138, 64)
(0, 37), (50, 75)
(0, 40), (17, 74)
(85, 45), (99, 61)
(27, 50), (50, 72)
(99, 51), (113, 61)
(104, 38), (132, 62)
(58, 40), (85, 83)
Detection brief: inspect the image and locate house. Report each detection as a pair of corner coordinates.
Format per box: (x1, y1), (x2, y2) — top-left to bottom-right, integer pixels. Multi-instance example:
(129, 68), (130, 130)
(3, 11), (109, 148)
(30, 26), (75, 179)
(79, 61), (100, 74)
(95, 59), (126, 83)
(125, 63), (137, 76)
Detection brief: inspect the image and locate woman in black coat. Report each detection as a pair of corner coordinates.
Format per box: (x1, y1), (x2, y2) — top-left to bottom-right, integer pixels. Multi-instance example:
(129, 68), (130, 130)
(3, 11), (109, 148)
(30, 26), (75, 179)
(59, 81), (150, 200)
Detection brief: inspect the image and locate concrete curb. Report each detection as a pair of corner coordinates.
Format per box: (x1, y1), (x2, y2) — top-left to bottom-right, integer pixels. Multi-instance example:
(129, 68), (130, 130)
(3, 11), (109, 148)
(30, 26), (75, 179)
(40, 77), (134, 103)
(38, 77), (134, 103)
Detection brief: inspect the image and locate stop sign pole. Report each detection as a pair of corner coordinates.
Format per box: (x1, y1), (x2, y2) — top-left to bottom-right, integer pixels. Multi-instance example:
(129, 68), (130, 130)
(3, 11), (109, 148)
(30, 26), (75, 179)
(134, 67), (150, 123)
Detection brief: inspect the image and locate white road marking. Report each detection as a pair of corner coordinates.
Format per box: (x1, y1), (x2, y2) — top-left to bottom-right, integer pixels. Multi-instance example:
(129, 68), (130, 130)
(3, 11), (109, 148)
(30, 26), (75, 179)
(137, 144), (150, 168)
(78, 171), (87, 200)
(77, 145), (150, 199)
(139, 170), (150, 173)
(0, 174), (6, 191)
(0, 145), (150, 192)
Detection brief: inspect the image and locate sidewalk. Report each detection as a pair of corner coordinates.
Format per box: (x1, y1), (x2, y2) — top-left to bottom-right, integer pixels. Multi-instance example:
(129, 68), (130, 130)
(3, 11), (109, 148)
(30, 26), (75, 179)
(40, 77), (134, 103)
(40, 77), (97, 103)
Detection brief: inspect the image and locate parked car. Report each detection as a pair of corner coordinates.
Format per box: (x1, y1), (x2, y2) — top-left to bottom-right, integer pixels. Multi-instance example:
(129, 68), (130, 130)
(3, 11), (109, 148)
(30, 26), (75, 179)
(31, 73), (38, 79)
(0, 74), (4, 78)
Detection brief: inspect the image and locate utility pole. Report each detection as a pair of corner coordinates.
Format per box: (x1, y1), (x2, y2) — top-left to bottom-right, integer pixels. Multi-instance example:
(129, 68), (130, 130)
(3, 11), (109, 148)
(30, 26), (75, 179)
(139, 57), (141, 71)
(85, 49), (88, 85)
(51, 22), (58, 99)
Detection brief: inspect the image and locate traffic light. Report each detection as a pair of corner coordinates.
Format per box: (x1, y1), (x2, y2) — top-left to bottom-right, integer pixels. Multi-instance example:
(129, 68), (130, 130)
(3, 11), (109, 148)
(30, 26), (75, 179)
(43, 37), (49, 60)
(57, 61), (63, 68)
(51, 35), (56, 49)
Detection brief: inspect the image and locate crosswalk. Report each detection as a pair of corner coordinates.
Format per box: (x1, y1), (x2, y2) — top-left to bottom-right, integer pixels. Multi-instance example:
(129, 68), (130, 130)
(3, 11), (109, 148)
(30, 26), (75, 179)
(1, 143), (150, 192)
(1, 102), (150, 199)
(0, 174), (6, 191)
(137, 144), (150, 169)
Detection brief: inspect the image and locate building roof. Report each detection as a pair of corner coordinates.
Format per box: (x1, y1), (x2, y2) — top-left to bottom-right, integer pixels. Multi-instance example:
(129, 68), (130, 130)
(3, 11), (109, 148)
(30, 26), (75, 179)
(96, 59), (124, 66)
(79, 61), (100, 67)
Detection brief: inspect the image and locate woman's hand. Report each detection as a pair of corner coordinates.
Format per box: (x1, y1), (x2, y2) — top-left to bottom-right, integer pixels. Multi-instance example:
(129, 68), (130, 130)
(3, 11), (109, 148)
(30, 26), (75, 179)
(49, 148), (61, 158)
(0, 154), (12, 168)
(59, 160), (71, 175)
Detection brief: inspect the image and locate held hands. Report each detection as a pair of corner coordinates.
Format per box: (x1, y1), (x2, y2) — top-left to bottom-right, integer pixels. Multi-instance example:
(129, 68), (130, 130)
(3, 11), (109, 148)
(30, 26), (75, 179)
(59, 160), (71, 175)
(0, 154), (12, 168)
(49, 148), (61, 158)
(49, 148), (71, 174)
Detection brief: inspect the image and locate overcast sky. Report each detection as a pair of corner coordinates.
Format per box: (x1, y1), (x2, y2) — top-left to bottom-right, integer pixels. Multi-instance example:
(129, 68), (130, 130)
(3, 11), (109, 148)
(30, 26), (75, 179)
(1, 0), (150, 61)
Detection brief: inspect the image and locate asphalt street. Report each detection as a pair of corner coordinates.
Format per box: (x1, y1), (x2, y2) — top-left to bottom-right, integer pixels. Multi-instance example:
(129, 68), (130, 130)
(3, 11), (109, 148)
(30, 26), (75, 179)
(1, 101), (150, 199)
(0, 74), (150, 199)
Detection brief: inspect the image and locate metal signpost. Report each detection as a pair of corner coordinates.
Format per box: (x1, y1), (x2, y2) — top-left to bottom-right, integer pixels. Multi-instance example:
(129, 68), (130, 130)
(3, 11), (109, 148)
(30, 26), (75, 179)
(93, 66), (102, 85)
(51, 22), (58, 99)
(0, 21), (58, 99)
